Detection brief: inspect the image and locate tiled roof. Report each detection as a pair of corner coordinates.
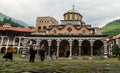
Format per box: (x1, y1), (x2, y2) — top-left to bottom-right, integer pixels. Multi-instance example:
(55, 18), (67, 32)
(113, 34), (120, 39)
(0, 27), (36, 33)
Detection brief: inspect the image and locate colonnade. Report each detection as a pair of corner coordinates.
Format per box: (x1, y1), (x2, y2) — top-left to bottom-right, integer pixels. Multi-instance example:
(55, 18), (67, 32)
(0, 36), (25, 53)
(0, 36), (108, 58)
(26, 37), (107, 58)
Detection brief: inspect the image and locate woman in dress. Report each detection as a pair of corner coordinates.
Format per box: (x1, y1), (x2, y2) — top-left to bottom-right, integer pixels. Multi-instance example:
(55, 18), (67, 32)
(3, 44), (14, 61)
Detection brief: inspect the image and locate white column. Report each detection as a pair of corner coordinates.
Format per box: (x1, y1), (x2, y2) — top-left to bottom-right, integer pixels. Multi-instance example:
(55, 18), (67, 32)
(16, 37), (20, 54)
(56, 39), (60, 59)
(69, 39), (72, 57)
(13, 37), (16, 46)
(104, 41), (107, 55)
(110, 44), (112, 55)
(18, 37), (21, 49)
(104, 45), (108, 57)
(90, 40), (94, 56)
(103, 40), (107, 57)
(36, 38), (40, 48)
(1, 36), (4, 46)
(48, 40), (51, 56)
(79, 40), (82, 56)
(7, 38), (9, 46)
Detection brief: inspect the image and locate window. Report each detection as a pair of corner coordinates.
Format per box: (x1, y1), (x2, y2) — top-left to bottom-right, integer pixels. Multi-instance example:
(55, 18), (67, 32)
(67, 27), (72, 32)
(38, 26), (41, 32)
(47, 21), (49, 23)
(68, 14), (70, 20)
(43, 26), (46, 30)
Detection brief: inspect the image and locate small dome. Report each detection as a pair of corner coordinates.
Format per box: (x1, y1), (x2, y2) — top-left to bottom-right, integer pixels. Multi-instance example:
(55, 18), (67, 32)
(63, 7), (83, 21)
(67, 9), (79, 13)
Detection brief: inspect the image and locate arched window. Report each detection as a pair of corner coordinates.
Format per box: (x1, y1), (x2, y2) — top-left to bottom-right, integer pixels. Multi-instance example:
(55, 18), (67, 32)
(47, 21), (49, 23)
(67, 27), (72, 32)
(38, 26), (41, 32)
(43, 26), (46, 31)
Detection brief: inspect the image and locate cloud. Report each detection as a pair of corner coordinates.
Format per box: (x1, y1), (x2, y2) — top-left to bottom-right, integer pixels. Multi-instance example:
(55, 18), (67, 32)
(0, 0), (120, 27)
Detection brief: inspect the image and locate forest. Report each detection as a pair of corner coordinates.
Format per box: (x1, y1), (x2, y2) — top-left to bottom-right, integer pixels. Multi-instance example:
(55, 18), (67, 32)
(102, 19), (120, 38)
(0, 17), (24, 27)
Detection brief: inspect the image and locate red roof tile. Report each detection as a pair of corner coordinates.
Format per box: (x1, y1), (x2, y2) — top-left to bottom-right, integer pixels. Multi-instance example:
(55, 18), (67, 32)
(0, 27), (36, 33)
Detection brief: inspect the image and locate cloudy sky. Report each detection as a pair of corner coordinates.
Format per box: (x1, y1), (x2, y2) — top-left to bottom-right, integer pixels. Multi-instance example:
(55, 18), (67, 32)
(0, 0), (120, 27)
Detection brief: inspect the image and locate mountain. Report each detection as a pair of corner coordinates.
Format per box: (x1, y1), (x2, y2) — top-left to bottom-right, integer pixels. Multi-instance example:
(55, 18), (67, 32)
(102, 19), (120, 38)
(16, 20), (29, 27)
(0, 12), (10, 20)
(0, 12), (28, 27)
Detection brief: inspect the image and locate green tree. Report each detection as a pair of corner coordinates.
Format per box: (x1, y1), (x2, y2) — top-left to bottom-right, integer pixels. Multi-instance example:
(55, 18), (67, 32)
(1, 17), (24, 27)
(112, 44), (119, 57)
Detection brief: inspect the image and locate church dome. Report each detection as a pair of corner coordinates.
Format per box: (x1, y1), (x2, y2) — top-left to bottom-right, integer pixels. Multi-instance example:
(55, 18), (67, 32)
(63, 7), (82, 21)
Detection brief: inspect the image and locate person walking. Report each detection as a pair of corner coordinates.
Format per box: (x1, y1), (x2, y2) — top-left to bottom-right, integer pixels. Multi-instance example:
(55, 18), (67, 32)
(38, 45), (45, 61)
(29, 44), (37, 62)
(3, 44), (14, 61)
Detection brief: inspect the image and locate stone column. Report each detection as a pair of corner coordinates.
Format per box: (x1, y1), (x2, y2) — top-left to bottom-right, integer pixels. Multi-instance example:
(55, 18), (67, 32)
(104, 45), (108, 58)
(17, 37), (21, 54)
(1, 36), (4, 46)
(36, 38), (40, 48)
(102, 39), (107, 58)
(91, 45), (93, 56)
(7, 37), (9, 47)
(90, 40), (94, 56)
(56, 39), (60, 59)
(34, 38), (40, 55)
(110, 44), (112, 55)
(69, 39), (72, 57)
(13, 37), (16, 46)
(48, 40), (51, 56)
(79, 40), (82, 56)
(18, 37), (21, 48)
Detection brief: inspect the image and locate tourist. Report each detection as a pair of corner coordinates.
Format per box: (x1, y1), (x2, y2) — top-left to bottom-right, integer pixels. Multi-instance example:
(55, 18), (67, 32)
(3, 44), (14, 61)
(29, 44), (37, 62)
(38, 45), (45, 61)
(50, 48), (54, 60)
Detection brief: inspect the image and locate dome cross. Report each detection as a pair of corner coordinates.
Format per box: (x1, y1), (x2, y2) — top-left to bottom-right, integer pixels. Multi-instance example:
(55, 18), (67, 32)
(72, 5), (75, 10)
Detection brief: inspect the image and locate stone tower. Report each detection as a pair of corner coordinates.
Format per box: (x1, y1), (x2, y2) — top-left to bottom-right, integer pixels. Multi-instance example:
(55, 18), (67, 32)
(36, 16), (58, 33)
